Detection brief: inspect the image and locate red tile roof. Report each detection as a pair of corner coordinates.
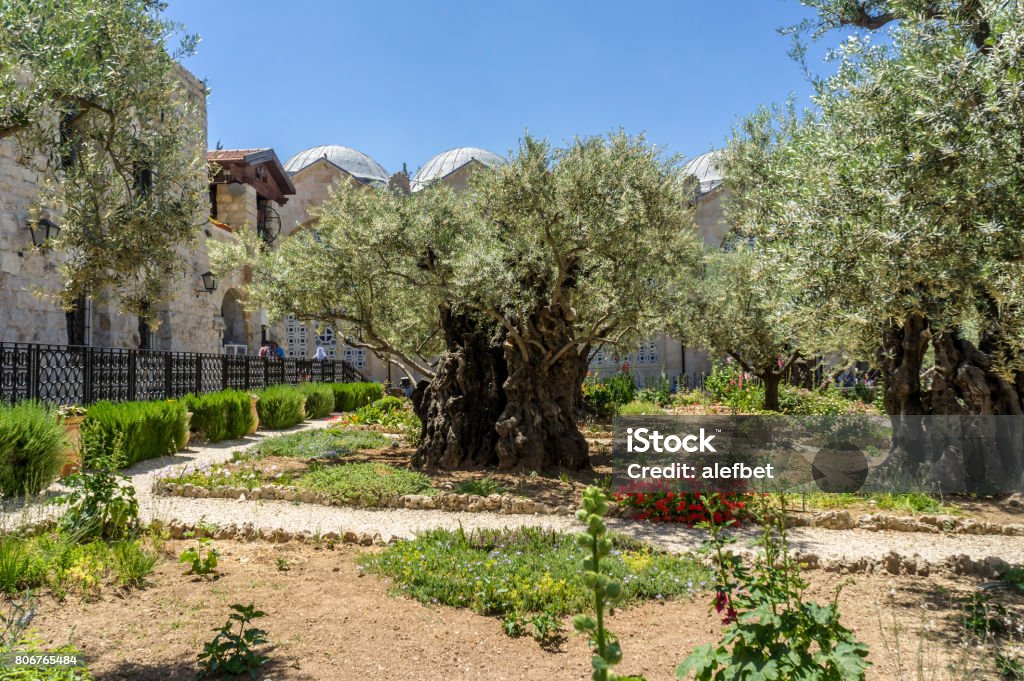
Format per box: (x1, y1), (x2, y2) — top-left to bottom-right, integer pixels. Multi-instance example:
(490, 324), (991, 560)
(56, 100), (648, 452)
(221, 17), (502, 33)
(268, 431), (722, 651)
(207, 148), (270, 162)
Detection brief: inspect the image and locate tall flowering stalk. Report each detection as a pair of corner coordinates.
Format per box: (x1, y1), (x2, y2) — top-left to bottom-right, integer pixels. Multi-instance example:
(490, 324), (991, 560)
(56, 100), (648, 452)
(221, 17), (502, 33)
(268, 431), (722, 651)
(573, 486), (645, 681)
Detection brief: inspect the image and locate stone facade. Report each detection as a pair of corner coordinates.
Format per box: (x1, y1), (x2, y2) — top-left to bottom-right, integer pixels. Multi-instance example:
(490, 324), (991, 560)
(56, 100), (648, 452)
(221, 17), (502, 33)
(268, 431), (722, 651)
(0, 66), (264, 355)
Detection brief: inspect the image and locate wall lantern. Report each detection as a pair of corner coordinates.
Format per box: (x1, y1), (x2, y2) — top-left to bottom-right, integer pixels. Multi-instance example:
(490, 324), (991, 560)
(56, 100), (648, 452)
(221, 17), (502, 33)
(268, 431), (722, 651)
(29, 218), (60, 248)
(199, 271), (218, 293)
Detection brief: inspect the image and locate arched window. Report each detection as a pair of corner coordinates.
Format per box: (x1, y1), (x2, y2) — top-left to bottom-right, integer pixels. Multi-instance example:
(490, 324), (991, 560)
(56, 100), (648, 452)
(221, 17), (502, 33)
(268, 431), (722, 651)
(315, 327), (338, 359)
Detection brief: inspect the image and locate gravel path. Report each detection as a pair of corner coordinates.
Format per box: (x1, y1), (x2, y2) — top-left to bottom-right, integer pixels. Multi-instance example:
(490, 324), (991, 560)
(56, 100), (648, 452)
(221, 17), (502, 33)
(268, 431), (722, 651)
(5, 419), (1024, 566)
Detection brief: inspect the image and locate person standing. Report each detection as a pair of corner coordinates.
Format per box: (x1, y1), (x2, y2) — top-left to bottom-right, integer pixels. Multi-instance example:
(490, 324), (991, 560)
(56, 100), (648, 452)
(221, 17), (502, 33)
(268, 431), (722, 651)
(313, 346), (327, 361)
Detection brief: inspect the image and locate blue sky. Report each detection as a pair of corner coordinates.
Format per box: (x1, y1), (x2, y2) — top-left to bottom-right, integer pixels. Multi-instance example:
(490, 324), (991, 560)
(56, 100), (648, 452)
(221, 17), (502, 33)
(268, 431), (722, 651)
(165, 1), (824, 176)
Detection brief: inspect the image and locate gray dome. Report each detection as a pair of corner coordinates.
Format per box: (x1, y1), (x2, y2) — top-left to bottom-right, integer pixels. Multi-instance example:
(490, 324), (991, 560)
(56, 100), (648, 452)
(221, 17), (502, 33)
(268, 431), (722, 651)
(411, 146), (505, 191)
(681, 151), (723, 195)
(284, 145), (389, 185)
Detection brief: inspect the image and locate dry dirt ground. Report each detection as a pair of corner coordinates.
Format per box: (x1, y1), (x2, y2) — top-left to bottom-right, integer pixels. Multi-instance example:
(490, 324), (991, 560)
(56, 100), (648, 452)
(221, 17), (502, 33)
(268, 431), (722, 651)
(27, 538), (1021, 681)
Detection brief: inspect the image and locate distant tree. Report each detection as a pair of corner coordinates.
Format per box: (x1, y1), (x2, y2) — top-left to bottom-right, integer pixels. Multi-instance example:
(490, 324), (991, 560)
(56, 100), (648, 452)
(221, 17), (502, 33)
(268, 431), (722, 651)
(725, 0), (1024, 482)
(670, 246), (807, 412)
(214, 133), (702, 470)
(0, 0), (207, 316)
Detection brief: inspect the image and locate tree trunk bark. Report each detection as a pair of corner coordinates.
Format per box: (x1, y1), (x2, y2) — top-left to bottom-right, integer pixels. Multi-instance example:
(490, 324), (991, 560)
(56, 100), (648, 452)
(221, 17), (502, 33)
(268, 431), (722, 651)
(494, 307), (590, 471)
(410, 310), (507, 469)
(762, 372), (781, 412)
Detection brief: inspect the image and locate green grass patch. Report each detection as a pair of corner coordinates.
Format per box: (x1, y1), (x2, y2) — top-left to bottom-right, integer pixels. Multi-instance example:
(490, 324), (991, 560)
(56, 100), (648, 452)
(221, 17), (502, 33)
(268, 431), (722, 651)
(296, 462), (433, 505)
(616, 400), (663, 415)
(360, 527), (709, 637)
(795, 491), (958, 515)
(252, 429), (390, 459)
(167, 459), (296, 490)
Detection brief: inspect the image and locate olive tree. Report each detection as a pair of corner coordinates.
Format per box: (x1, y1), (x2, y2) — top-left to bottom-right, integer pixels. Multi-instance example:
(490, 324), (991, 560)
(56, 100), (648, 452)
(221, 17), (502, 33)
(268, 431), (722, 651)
(214, 133), (701, 470)
(725, 0), (1024, 482)
(0, 0), (207, 316)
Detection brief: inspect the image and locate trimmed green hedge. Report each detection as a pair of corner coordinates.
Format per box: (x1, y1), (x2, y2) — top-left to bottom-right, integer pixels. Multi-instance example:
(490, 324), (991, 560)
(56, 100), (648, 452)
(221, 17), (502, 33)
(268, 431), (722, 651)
(297, 383), (335, 419)
(0, 401), (66, 496)
(256, 385), (306, 430)
(85, 399), (187, 467)
(182, 389), (255, 442)
(330, 382), (385, 413)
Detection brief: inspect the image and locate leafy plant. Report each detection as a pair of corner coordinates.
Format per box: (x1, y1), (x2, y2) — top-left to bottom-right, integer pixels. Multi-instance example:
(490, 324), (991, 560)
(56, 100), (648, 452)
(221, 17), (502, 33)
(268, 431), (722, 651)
(0, 401), (67, 497)
(112, 541), (157, 588)
(196, 603), (269, 679)
(0, 538), (41, 593)
(636, 375), (672, 407)
(296, 383), (335, 419)
(573, 486), (646, 681)
(453, 476), (507, 496)
(962, 593), (1010, 638)
(255, 386), (306, 430)
(677, 494), (870, 681)
(53, 426), (139, 540)
(179, 538), (219, 577)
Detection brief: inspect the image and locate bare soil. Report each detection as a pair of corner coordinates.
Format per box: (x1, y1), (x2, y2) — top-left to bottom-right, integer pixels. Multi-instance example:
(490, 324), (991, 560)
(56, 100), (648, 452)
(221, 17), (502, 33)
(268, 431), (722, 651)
(26, 538), (1019, 681)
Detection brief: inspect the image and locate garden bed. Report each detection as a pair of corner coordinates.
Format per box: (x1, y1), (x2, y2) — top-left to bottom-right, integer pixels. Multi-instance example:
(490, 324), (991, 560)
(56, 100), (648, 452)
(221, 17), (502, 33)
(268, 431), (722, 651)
(22, 536), (1021, 681)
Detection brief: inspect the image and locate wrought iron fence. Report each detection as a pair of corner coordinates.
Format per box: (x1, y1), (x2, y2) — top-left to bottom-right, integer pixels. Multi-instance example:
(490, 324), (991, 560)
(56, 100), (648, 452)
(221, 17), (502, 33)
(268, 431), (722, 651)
(0, 341), (365, 407)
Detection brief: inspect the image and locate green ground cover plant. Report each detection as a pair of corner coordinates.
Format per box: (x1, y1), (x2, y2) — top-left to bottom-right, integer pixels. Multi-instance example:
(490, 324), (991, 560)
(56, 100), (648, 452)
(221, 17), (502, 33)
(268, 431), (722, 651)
(330, 382), (385, 413)
(254, 385), (306, 430)
(296, 383), (335, 419)
(182, 390), (255, 442)
(617, 401), (662, 416)
(252, 429), (390, 459)
(0, 531), (156, 599)
(0, 401), (66, 497)
(360, 526), (709, 643)
(165, 459), (295, 491)
(297, 463), (433, 505)
(84, 399), (186, 466)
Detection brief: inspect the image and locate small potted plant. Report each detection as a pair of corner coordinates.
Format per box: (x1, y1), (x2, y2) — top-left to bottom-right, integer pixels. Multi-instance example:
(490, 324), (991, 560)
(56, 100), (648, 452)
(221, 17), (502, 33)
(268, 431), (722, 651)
(56, 404), (88, 478)
(248, 393), (260, 434)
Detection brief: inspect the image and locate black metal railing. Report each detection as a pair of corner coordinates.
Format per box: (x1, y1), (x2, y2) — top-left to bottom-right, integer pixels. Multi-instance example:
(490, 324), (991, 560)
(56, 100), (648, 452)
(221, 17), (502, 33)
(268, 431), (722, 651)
(0, 341), (366, 407)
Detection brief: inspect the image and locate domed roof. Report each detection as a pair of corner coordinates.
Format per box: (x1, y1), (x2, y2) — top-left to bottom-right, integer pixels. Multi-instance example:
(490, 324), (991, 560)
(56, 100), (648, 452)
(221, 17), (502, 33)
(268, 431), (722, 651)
(681, 151), (723, 195)
(284, 145), (390, 185)
(411, 146), (505, 191)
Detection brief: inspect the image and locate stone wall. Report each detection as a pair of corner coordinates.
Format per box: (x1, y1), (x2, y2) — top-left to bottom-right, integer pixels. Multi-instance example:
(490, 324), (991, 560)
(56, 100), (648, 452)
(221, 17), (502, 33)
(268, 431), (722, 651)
(0, 65), (265, 355)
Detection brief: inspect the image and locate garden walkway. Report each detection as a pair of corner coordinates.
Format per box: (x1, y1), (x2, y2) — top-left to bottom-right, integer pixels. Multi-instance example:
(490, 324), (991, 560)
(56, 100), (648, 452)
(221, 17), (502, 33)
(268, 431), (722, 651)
(5, 418), (1024, 568)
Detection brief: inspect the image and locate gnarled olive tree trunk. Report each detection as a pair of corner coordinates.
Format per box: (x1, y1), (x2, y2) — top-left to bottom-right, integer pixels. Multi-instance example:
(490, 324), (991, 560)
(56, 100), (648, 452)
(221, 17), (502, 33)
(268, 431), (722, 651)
(410, 310), (506, 469)
(878, 313), (1024, 490)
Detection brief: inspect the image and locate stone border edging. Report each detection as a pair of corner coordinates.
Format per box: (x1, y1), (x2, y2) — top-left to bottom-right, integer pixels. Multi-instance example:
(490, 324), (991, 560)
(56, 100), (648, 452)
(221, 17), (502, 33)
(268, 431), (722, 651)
(787, 509), (1024, 536)
(151, 481), (625, 517)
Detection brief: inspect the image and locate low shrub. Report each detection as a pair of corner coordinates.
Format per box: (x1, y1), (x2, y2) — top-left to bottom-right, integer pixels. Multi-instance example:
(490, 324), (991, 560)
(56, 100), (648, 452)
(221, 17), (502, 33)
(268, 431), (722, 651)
(330, 382), (385, 412)
(84, 399), (187, 466)
(636, 375), (673, 407)
(778, 384), (873, 416)
(297, 383), (335, 419)
(253, 429), (389, 459)
(297, 462), (433, 505)
(255, 385), (306, 430)
(182, 390), (255, 442)
(453, 476), (508, 496)
(617, 491), (746, 526)
(0, 401), (66, 497)
(360, 526), (708, 641)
